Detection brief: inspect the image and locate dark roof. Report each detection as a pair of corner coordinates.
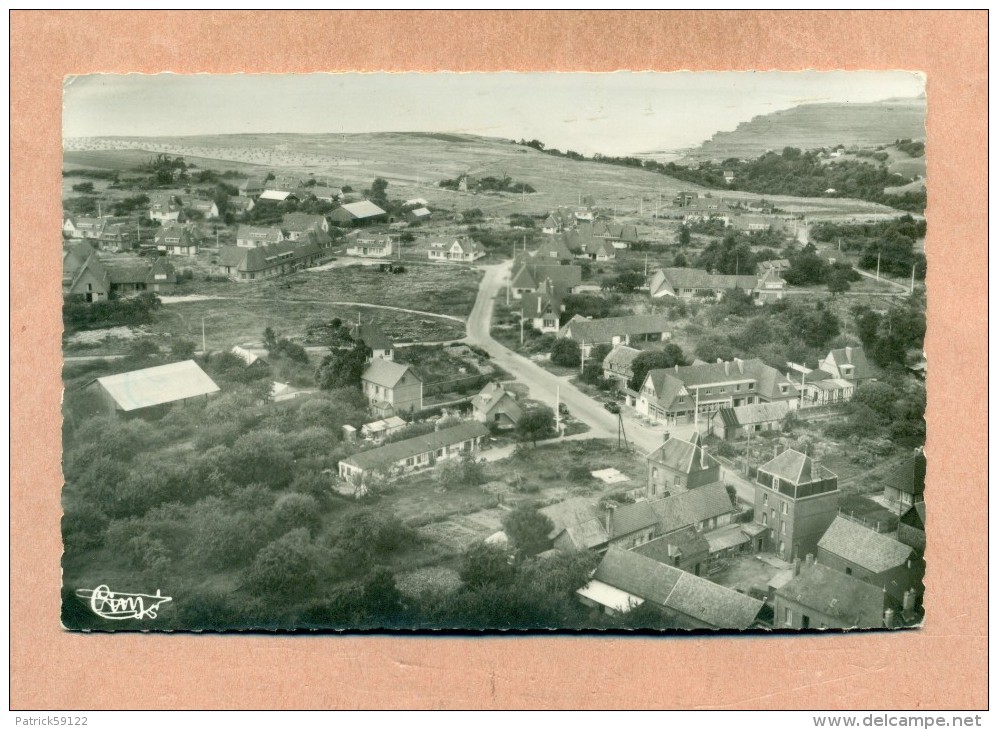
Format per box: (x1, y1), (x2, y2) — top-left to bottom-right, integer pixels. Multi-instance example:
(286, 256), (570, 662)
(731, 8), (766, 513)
(539, 497), (607, 549)
(558, 314), (670, 344)
(532, 236), (575, 261)
(647, 434), (721, 476)
(511, 262), (582, 292)
(236, 225), (284, 243)
(470, 383), (522, 421)
(633, 526), (709, 564)
(715, 401), (793, 428)
(818, 517), (914, 574)
(777, 562), (886, 628)
(826, 346), (874, 381)
(758, 449), (836, 486)
(217, 240), (320, 273)
(649, 267), (758, 296)
(349, 322), (393, 351)
(594, 548), (763, 628)
(282, 212), (327, 232)
(650, 483), (735, 534)
(343, 422), (489, 471)
(643, 358), (797, 410)
(361, 359), (417, 388)
(882, 449), (926, 496)
(609, 501), (659, 537)
(602, 345), (641, 372)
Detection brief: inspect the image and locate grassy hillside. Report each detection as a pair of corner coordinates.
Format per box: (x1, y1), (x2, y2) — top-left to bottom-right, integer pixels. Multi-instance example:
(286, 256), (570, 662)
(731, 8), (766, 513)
(64, 132), (901, 219)
(687, 97), (926, 161)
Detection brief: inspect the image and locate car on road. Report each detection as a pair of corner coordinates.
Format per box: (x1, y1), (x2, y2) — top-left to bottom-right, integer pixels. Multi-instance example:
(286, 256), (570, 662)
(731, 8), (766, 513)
(558, 403), (570, 417)
(603, 401), (621, 414)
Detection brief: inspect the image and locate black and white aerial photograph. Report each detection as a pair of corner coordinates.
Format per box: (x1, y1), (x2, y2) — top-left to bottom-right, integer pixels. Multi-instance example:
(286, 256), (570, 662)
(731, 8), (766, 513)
(61, 71), (928, 632)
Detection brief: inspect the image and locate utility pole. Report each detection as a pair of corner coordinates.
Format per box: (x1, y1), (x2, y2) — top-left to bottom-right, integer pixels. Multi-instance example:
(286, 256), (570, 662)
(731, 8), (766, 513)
(644, 252), (649, 278)
(910, 263), (916, 294)
(555, 384), (562, 436)
(201, 317), (206, 354)
(519, 312), (524, 346)
(580, 341), (586, 375)
(876, 251), (881, 281)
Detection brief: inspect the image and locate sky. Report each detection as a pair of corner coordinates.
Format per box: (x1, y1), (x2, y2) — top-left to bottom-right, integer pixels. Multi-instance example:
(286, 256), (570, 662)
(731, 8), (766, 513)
(63, 71), (925, 157)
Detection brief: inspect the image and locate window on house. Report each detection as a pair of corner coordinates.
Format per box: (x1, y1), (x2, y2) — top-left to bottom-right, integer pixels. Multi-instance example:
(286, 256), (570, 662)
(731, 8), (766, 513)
(406, 457), (415, 466)
(674, 476), (681, 487)
(784, 607), (793, 626)
(437, 449), (444, 457)
(845, 567), (853, 576)
(781, 522), (787, 535)
(779, 540), (786, 556)
(762, 513), (768, 526)
(782, 502), (789, 515)
(651, 467), (659, 480)
(763, 493), (768, 506)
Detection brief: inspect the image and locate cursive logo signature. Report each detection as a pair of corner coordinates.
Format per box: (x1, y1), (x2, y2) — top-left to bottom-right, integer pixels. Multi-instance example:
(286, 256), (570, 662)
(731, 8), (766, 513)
(75, 585), (173, 620)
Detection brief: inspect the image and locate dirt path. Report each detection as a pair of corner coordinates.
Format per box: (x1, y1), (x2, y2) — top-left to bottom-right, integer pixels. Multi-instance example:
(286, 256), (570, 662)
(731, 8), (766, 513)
(159, 294), (467, 323)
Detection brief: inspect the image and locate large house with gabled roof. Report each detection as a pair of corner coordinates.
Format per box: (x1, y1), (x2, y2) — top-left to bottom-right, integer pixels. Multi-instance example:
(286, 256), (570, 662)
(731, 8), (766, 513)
(646, 432), (722, 497)
(791, 345), (875, 406)
(510, 259), (582, 299)
(648, 267), (770, 301)
(557, 314), (670, 359)
(236, 225), (285, 248)
(775, 559), (888, 629)
(217, 240), (321, 281)
(155, 223), (200, 256)
(427, 236), (485, 262)
(531, 235), (575, 263)
(360, 359), (423, 417)
(519, 279), (564, 333)
(636, 357), (797, 425)
(470, 382), (522, 429)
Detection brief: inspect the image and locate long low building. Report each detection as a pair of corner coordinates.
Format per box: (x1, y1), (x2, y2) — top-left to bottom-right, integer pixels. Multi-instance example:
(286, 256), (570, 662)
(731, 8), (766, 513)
(84, 360), (220, 417)
(338, 421), (489, 483)
(558, 314), (670, 358)
(217, 240), (322, 281)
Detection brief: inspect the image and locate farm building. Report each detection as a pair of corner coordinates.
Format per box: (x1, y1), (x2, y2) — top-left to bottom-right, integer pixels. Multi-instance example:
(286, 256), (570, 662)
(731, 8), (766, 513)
(238, 176), (268, 197)
(258, 189), (298, 203)
(405, 207), (432, 224)
(217, 240), (322, 282)
(330, 200), (389, 226)
(557, 314), (670, 359)
(231, 346), (267, 367)
(83, 360), (220, 417)
(338, 421), (489, 483)
(361, 359), (423, 417)
(577, 548), (764, 629)
(711, 400), (794, 440)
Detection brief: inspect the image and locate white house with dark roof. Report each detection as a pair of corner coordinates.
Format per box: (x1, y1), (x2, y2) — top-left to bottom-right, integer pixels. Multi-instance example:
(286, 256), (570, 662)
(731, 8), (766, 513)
(519, 279), (564, 334)
(602, 345), (641, 389)
(646, 432), (722, 496)
(350, 321), (394, 361)
(470, 382), (522, 429)
(236, 225), (285, 248)
(577, 547), (764, 628)
(711, 400), (795, 440)
(648, 267), (771, 301)
(361, 359), (423, 417)
(510, 260), (582, 299)
(282, 212), (329, 240)
(346, 234), (393, 258)
(775, 559), (888, 629)
(155, 223), (200, 256)
(791, 346), (874, 406)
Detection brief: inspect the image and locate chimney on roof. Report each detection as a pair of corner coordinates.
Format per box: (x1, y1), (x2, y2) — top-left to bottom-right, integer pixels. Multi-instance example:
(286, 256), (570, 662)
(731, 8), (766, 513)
(884, 608), (896, 630)
(734, 357), (744, 374)
(674, 364), (679, 373)
(793, 557), (802, 576)
(845, 346), (853, 363)
(700, 445), (708, 469)
(662, 431), (671, 443)
(716, 358), (723, 364)
(724, 361), (730, 376)
(605, 503), (617, 538)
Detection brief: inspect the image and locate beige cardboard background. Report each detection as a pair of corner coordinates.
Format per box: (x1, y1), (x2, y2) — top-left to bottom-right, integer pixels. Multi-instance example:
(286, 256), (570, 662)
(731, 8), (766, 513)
(10, 10), (988, 709)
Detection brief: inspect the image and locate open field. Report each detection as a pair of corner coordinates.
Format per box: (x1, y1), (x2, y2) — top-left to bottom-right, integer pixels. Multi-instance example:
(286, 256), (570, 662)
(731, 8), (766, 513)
(65, 134), (908, 223)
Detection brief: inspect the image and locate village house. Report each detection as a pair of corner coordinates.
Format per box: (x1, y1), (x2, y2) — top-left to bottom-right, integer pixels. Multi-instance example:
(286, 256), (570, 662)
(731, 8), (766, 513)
(217, 240), (321, 282)
(155, 224), (200, 256)
(231, 346), (268, 368)
(309, 186), (343, 203)
(681, 199), (735, 227)
(775, 558), (888, 630)
(227, 195), (256, 215)
(565, 228), (616, 261)
(63, 216), (136, 251)
(281, 212), (330, 240)
(757, 258), (792, 276)
(346, 233), (394, 258)
(149, 199), (183, 224)
(711, 400), (794, 440)
(541, 207), (576, 234)
(557, 314), (670, 359)
(648, 267), (780, 302)
(592, 221), (640, 248)
(470, 382), (523, 429)
(359, 415), (408, 443)
(730, 214), (787, 233)
(791, 346), (874, 406)
(577, 547), (764, 629)
(236, 225), (285, 248)
(646, 432), (722, 497)
(636, 357), (797, 425)
(510, 260), (582, 299)
(753, 449), (840, 561)
(360, 359), (423, 417)
(632, 527), (710, 577)
(349, 321), (395, 361)
(540, 498), (659, 554)
(723, 170), (736, 184)
(817, 515), (923, 609)
(329, 200), (389, 226)
(83, 360), (220, 418)
(238, 176), (268, 197)
(673, 191), (700, 208)
(427, 236), (485, 262)
(519, 280), (564, 334)
(602, 345), (641, 389)
(882, 447), (926, 508)
(64, 247), (177, 301)
(531, 235), (575, 263)
(188, 199), (219, 219)
(338, 421), (489, 483)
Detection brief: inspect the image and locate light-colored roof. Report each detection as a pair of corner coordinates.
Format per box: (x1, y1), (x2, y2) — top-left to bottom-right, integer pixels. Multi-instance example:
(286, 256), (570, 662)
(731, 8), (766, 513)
(704, 523), (752, 553)
(818, 517), (914, 574)
(259, 189), (294, 201)
(470, 382), (523, 421)
(602, 345), (641, 372)
(361, 359), (417, 388)
(339, 200), (387, 218)
(91, 360), (219, 412)
(715, 400), (793, 428)
(231, 346), (264, 366)
(576, 580), (644, 613)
